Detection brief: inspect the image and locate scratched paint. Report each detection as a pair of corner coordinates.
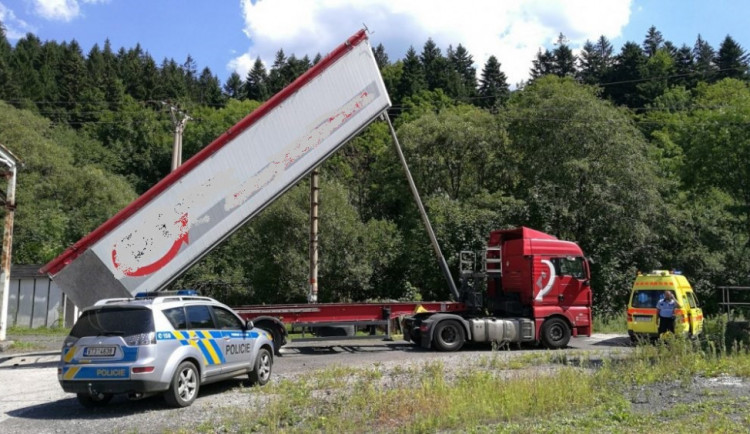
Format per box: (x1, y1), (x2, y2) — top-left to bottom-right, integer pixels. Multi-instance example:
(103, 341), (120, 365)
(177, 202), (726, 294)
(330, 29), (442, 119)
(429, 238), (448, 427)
(110, 87), (378, 279)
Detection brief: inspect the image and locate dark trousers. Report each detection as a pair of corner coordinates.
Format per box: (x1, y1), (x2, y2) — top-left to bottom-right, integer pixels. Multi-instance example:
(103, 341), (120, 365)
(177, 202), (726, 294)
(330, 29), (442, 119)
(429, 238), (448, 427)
(658, 316), (675, 334)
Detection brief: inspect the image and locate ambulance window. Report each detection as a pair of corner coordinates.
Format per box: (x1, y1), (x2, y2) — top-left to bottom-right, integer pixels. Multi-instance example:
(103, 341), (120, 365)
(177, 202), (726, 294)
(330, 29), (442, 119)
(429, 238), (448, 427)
(186, 305), (215, 329)
(687, 292), (698, 308)
(163, 307), (187, 330)
(213, 307), (243, 330)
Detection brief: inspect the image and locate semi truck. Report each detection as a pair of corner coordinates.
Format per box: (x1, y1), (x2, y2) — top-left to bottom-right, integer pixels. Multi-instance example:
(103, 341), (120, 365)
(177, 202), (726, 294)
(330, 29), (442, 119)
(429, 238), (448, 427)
(41, 29), (592, 353)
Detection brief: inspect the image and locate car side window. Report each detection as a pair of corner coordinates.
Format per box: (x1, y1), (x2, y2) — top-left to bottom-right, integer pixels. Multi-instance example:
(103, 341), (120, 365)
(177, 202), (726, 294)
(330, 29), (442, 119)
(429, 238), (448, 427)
(186, 305), (215, 329)
(163, 307), (188, 330)
(687, 292), (698, 308)
(213, 307), (243, 330)
(552, 257), (585, 279)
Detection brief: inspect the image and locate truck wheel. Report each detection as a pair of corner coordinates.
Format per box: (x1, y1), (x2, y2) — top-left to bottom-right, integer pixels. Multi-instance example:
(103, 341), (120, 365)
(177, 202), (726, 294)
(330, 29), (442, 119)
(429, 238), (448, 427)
(76, 392), (112, 408)
(164, 361), (200, 408)
(433, 320), (465, 352)
(255, 319), (287, 356)
(541, 317), (571, 349)
(248, 347), (273, 386)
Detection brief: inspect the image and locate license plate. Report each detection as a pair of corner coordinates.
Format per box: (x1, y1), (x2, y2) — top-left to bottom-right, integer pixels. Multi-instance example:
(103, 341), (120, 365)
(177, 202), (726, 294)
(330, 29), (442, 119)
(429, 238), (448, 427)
(83, 346), (116, 357)
(634, 315), (652, 322)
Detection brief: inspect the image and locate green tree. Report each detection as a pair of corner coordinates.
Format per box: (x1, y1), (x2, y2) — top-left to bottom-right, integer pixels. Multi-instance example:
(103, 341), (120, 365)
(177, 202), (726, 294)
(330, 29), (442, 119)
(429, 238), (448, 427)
(223, 71), (243, 100)
(421, 38), (449, 91)
(396, 46), (426, 104)
(446, 44), (477, 102)
(399, 104), (515, 200)
(477, 55), (509, 110)
(693, 34), (717, 82)
(606, 41), (646, 107)
(636, 48), (675, 103)
(578, 36), (614, 85)
(244, 57), (269, 101)
(506, 76), (666, 313)
(0, 101), (136, 263)
(266, 49), (287, 95)
(715, 35), (749, 80)
(679, 79), (750, 241)
(552, 34), (576, 77)
(643, 25), (665, 57)
(373, 43), (389, 69)
(196, 67), (224, 106)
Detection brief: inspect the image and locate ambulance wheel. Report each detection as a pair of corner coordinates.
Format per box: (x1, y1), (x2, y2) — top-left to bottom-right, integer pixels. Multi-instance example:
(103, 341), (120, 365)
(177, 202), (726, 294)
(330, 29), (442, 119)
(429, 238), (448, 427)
(164, 361), (200, 408)
(433, 320), (465, 352)
(541, 317), (571, 349)
(76, 392), (112, 408)
(248, 347), (273, 386)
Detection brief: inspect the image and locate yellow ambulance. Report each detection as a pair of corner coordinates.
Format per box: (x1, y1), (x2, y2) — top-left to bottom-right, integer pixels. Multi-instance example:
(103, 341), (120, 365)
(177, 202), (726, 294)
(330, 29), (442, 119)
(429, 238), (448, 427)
(626, 270), (704, 341)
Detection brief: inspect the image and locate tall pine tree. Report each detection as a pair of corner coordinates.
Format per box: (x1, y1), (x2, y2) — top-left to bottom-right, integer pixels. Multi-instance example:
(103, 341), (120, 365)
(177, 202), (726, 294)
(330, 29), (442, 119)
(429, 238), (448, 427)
(245, 57), (269, 101)
(694, 34), (717, 82)
(478, 55), (509, 110)
(643, 26), (665, 57)
(715, 35), (749, 80)
(223, 72), (243, 100)
(578, 36), (614, 85)
(396, 46), (426, 104)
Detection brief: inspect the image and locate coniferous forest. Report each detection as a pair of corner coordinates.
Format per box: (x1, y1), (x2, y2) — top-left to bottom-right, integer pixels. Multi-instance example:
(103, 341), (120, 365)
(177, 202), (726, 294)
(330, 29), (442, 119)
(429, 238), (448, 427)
(1, 24), (748, 315)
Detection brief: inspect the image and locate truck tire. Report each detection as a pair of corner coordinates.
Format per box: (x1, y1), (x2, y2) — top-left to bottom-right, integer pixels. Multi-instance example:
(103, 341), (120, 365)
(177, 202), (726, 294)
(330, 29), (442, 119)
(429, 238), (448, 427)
(164, 361), (200, 408)
(541, 317), (571, 349)
(433, 320), (465, 352)
(254, 319), (287, 356)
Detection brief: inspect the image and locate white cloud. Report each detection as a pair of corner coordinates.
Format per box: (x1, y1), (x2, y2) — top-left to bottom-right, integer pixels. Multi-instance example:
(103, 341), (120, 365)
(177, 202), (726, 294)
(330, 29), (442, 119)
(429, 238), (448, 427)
(32, 0), (80, 22)
(0, 2), (36, 39)
(227, 52), (256, 79)
(30, 0), (108, 22)
(229, 0), (632, 86)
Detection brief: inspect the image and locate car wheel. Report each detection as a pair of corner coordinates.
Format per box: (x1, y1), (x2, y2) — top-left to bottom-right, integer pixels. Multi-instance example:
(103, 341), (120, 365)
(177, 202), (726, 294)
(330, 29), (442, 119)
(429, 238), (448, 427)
(433, 320), (465, 352)
(164, 361), (200, 408)
(76, 392), (113, 408)
(248, 347), (273, 386)
(541, 317), (571, 349)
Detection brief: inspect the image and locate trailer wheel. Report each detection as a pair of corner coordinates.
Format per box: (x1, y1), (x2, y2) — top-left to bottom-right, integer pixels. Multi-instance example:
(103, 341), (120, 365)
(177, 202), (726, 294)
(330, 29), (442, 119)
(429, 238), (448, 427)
(433, 320), (465, 352)
(254, 319), (287, 356)
(541, 317), (571, 349)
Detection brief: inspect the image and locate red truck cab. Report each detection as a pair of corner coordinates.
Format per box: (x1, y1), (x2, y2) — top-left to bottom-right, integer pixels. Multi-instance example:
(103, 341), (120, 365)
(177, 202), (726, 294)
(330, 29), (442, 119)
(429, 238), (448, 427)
(404, 227), (592, 351)
(487, 227), (593, 344)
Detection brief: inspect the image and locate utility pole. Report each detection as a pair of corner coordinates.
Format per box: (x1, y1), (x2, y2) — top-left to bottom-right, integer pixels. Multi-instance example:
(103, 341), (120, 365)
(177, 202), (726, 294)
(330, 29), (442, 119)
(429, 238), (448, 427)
(0, 144), (20, 343)
(308, 168), (320, 303)
(165, 103), (191, 172)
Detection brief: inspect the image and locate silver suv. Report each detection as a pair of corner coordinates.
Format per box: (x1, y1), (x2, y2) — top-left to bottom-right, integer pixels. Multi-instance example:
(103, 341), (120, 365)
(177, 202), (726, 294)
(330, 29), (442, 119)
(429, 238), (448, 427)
(58, 291), (274, 408)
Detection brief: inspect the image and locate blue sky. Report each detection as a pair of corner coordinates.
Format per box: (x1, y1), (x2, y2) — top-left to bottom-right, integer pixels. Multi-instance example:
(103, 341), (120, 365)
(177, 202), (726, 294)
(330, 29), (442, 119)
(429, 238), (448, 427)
(1, 0), (748, 86)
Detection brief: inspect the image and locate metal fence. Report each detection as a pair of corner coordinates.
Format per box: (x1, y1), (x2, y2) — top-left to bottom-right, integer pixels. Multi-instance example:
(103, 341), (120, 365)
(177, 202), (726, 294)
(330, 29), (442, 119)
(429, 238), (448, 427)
(7, 265), (77, 328)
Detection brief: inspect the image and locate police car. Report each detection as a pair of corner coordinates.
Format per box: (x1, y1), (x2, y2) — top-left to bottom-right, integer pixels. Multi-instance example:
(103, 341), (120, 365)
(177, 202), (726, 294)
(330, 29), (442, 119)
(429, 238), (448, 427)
(58, 291), (274, 408)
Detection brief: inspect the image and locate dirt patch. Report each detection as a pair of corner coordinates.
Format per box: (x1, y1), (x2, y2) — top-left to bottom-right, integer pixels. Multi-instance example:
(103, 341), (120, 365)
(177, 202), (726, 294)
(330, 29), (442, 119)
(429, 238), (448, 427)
(627, 374), (750, 416)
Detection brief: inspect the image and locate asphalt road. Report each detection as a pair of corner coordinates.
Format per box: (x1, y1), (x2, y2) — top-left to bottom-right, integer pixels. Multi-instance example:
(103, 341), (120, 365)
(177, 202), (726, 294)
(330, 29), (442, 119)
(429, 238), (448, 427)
(0, 333), (630, 433)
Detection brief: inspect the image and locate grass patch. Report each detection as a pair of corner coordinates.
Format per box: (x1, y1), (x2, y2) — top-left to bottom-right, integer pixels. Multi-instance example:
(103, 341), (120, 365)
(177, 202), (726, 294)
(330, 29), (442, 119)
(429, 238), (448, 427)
(593, 311), (627, 333)
(8, 325), (70, 336)
(198, 332), (750, 433)
(6, 341), (42, 352)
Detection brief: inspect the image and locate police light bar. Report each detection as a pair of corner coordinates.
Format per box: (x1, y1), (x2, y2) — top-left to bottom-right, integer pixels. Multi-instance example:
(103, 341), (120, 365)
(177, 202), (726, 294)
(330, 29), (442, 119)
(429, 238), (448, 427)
(135, 289), (198, 299)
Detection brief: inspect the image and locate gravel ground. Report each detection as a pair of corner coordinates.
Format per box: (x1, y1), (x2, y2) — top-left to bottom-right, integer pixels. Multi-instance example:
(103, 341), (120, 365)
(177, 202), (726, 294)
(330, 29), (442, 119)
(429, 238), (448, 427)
(1, 333), (748, 432)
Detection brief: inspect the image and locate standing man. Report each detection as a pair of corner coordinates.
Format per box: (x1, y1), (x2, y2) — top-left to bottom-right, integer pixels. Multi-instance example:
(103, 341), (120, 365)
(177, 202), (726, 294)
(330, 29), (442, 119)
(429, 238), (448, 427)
(656, 291), (680, 335)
